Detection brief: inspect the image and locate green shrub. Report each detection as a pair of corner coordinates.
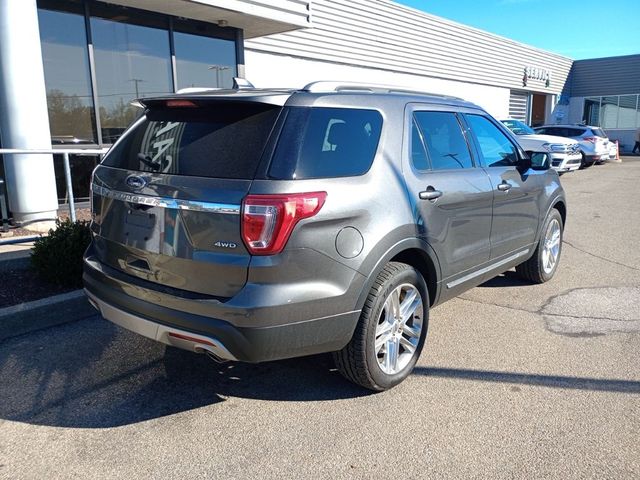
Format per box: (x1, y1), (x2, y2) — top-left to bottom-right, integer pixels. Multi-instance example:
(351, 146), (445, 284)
(31, 219), (92, 288)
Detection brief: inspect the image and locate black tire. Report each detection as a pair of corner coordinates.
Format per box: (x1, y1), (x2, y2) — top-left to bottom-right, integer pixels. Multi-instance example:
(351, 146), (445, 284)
(333, 262), (429, 391)
(516, 208), (563, 284)
(579, 153), (587, 169)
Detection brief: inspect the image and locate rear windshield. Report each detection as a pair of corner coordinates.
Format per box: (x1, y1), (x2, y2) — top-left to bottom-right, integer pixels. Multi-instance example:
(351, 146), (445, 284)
(101, 102), (280, 179)
(592, 128), (607, 137)
(269, 107), (383, 179)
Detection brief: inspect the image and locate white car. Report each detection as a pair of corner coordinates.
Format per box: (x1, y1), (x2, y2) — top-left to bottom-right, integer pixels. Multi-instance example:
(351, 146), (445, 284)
(533, 124), (610, 167)
(501, 119), (582, 174)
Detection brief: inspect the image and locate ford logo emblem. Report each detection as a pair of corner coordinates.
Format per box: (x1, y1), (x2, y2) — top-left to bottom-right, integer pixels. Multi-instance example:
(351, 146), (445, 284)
(126, 175), (147, 190)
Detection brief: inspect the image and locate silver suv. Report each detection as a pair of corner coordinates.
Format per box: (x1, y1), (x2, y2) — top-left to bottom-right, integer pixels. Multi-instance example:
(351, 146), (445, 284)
(84, 81), (566, 391)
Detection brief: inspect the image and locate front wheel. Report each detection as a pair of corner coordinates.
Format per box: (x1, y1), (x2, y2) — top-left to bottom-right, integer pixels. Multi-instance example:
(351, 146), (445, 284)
(333, 262), (428, 391)
(516, 208), (563, 283)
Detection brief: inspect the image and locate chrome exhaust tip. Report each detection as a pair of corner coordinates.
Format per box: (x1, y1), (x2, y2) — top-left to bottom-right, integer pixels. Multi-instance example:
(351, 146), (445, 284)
(199, 348), (228, 364)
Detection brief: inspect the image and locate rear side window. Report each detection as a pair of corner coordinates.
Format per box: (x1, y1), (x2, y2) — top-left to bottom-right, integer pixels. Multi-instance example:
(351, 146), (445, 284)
(410, 119), (430, 170)
(101, 102), (281, 179)
(269, 107), (383, 179)
(537, 127), (565, 136)
(567, 128), (586, 137)
(413, 111), (473, 170)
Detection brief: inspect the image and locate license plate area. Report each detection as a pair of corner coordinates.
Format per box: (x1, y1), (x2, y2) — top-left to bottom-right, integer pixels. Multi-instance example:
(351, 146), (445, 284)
(124, 207), (162, 254)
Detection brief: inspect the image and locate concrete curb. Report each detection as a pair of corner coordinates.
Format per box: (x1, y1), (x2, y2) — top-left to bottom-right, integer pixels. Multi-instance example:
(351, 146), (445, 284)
(0, 289), (96, 342)
(0, 250), (31, 272)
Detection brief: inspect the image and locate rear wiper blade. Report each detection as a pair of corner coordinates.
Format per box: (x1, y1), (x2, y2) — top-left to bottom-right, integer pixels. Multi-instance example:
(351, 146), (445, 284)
(137, 153), (161, 171)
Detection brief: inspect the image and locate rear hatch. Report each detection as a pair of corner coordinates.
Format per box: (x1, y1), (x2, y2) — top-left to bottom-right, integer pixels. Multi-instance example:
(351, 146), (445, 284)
(90, 99), (283, 298)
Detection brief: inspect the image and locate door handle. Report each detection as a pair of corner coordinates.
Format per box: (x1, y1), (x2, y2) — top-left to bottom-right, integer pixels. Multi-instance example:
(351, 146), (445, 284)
(419, 187), (443, 200)
(497, 182), (511, 192)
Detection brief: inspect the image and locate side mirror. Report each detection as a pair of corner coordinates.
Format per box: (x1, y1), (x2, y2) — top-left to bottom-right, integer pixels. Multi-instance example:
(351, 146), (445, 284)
(523, 151), (551, 171)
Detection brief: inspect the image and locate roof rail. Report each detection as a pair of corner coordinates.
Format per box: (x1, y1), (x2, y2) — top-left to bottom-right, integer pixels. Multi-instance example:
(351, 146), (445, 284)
(301, 81), (463, 100)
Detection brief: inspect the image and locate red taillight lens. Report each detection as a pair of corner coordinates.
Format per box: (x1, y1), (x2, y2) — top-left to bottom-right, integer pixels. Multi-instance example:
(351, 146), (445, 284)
(241, 192), (327, 255)
(583, 136), (597, 143)
(165, 99), (197, 108)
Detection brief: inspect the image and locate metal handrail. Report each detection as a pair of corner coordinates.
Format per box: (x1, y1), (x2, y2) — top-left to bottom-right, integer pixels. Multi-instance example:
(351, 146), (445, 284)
(0, 147), (108, 223)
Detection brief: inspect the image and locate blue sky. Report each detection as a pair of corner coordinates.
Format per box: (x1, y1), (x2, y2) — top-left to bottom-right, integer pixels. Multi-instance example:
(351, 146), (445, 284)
(395, 0), (640, 59)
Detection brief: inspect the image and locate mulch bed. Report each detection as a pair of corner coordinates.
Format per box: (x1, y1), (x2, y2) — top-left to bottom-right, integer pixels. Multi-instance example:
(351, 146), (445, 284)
(0, 267), (75, 309)
(0, 208), (90, 307)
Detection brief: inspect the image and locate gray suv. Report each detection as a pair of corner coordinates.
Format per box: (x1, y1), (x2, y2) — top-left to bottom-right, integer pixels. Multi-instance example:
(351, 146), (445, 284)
(84, 81), (566, 391)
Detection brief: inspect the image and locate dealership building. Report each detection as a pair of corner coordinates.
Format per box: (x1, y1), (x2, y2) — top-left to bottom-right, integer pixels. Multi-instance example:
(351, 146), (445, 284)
(0, 0), (638, 225)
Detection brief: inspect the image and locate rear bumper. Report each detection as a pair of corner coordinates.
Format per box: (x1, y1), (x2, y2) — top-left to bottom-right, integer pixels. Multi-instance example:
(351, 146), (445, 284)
(83, 253), (363, 362)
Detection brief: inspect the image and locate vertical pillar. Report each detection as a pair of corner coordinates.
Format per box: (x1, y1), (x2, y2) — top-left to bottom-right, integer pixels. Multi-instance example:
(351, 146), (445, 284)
(0, 0), (58, 226)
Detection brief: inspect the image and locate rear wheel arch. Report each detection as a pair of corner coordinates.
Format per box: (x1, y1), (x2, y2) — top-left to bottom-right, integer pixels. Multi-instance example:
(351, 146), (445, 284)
(553, 200), (566, 227)
(389, 249), (438, 308)
(356, 239), (441, 312)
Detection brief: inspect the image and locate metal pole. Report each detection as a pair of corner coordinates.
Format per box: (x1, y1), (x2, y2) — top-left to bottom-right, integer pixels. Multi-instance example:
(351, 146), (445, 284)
(62, 152), (76, 222)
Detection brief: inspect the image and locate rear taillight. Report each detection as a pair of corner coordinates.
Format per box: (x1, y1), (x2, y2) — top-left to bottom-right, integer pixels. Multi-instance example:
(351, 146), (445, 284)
(241, 192), (327, 255)
(583, 136), (597, 143)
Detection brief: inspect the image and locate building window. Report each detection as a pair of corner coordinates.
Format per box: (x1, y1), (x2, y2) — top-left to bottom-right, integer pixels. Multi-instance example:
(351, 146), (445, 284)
(37, 0), (240, 146)
(91, 17), (173, 144)
(174, 32), (237, 90)
(618, 95), (638, 129)
(601, 96), (619, 128)
(583, 94), (640, 129)
(38, 8), (97, 144)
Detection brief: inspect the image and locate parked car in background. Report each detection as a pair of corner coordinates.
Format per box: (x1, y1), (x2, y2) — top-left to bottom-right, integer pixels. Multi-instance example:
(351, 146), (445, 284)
(501, 119), (581, 174)
(533, 124), (610, 168)
(84, 81), (567, 391)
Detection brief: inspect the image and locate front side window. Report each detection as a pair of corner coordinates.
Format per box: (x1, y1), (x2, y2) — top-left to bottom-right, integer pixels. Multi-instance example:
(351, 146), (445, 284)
(466, 115), (518, 167)
(269, 107), (383, 179)
(413, 111), (473, 170)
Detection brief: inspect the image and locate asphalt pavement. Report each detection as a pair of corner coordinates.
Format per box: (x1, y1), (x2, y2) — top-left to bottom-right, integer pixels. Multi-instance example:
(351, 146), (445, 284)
(1, 158), (639, 479)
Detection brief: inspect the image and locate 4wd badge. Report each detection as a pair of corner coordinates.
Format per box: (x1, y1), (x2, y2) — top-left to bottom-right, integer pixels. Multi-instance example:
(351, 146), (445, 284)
(214, 241), (237, 249)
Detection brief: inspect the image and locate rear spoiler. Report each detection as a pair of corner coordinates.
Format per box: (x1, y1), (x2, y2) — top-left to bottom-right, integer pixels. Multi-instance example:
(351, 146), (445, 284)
(133, 78), (291, 109)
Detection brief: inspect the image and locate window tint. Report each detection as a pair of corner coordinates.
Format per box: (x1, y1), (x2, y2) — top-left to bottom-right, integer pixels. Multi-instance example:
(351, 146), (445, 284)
(413, 112), (472, 170)
(102, 102), (280, 179)
(591, 128), (607, 137)
(567, 128), (586, 137)
(410, 119), (430, 170)
(269, 107), (383, 179)
(466, 115), (518, 167)
(537, 127), (562, 136)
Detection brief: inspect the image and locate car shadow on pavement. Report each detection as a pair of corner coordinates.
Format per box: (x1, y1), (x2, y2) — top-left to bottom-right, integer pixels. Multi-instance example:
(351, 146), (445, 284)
(413, 367), (640, 393)
(0, 316), (369, 429)
(478, 270), (531, 288)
